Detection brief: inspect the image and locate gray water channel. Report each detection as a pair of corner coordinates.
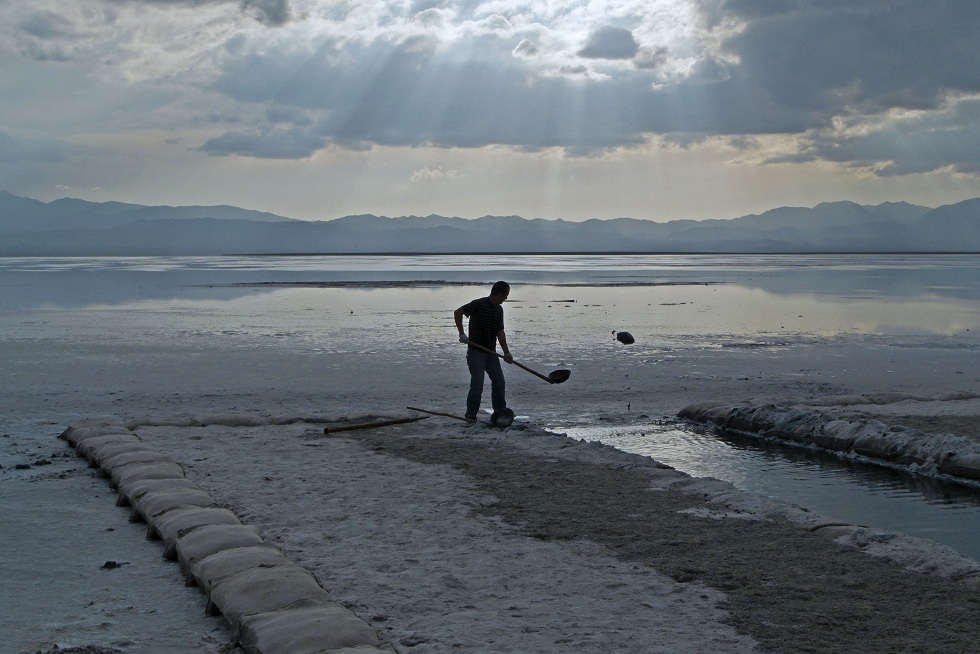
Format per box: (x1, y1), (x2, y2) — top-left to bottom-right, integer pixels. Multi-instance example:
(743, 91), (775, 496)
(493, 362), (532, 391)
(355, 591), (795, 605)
(554, 423), (980, 563)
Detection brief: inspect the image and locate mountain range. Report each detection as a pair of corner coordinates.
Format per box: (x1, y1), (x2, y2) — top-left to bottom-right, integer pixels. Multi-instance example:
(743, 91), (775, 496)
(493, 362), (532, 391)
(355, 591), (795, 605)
(1, 190), (978, 255)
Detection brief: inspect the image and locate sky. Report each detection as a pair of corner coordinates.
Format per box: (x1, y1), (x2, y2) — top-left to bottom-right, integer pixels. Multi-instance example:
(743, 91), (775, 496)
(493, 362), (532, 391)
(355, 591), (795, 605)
(1, 0), (979, 222)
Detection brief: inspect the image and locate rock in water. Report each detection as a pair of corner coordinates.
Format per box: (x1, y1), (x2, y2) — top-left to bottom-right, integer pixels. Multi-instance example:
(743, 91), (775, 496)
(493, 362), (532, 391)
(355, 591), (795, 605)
(616, 331), (635, 345)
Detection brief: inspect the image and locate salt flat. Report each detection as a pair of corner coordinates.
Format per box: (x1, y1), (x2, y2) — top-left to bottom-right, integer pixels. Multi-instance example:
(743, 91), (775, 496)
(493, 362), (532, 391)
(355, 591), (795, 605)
(4, 332), (980, 653)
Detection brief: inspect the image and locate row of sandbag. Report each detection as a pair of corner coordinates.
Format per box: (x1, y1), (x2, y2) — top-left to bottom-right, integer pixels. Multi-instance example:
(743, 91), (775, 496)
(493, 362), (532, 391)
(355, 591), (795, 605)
(60, 420), (391, 654)
(119, 414), (359, 430)
(678, 402), (980, 483)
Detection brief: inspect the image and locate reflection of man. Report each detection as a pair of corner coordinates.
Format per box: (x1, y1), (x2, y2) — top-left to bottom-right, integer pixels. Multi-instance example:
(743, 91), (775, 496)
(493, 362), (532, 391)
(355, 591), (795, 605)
(454, 281), (513, 421)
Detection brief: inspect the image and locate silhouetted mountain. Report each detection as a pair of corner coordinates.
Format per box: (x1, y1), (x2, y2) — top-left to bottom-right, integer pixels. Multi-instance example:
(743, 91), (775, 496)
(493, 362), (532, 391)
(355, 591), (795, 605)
(1, 191), (977, 255)
(911, 199), (980, 250)
(0, 191), (295, 233)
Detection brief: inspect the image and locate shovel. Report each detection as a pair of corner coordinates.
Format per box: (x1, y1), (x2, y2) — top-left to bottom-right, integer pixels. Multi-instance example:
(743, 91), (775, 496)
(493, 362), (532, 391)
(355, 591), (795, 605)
(464, 340), (571, 384)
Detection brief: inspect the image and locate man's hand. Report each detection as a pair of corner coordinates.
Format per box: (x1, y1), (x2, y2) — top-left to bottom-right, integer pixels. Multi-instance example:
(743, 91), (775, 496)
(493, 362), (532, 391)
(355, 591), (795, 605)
(503, 352), (514, 364)
(459, 333), (469, 344)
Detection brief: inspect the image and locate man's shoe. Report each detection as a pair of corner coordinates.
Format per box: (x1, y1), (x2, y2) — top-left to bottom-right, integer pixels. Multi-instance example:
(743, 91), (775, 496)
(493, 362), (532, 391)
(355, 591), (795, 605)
(490, 408), (514, 428)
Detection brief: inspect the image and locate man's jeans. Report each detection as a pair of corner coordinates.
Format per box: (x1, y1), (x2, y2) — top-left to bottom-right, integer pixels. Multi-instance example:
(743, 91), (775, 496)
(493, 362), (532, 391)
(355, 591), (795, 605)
(466, 348), (506, 418)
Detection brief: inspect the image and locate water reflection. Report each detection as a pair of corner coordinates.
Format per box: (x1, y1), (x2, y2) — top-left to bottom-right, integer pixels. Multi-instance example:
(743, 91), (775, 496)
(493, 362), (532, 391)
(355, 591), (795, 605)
(556, 422), (980, 562)
(3, 253), (980, 306)
(2, 256), (979, 364)
(3, 281), (980, 352)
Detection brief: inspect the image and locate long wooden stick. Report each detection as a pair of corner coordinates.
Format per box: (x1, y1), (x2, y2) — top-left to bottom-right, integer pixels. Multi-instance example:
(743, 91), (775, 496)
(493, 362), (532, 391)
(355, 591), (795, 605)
(323, 415), (429, 434)
(406, 406), (475, 422)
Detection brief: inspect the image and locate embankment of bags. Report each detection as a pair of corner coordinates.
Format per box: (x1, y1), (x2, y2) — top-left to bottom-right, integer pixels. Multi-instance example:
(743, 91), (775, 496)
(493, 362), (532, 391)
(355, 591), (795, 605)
(59, 418), (392, 654)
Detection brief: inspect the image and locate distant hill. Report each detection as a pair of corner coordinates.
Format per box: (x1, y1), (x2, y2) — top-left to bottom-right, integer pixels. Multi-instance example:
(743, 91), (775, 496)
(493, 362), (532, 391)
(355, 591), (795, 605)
(0, 190), (296, 233)
(1, 191), (978, 255)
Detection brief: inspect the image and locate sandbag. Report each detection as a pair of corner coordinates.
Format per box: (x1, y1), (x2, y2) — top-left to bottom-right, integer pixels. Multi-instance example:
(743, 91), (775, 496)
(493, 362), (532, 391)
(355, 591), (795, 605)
(176, 524), (265, 572)
(940, 453), (980, 480)
(191, 545), (294, 592)
(676, 401), (729, 422)
(747, 395), (809, 407)
(149, 505), (241, 546)
(239, 602), (381, 654)
(810, 420), (860, 452)
(206, 566), (332, 635)
(111, 461), (186, 490)
(134, 487), (218, 521)
(811, 394), (870, 406)
(124, 416), (200, 430)
(63, 425), (134, 447)
(116, 477), (203, 506)
(86, 442), (158, 467)
(763, 412), (823, 444)
(851, 425), (911, 461)
(101, 450), (175, 473)
(933, 391), (980, 401)
(727, 405), (781, 433)
(76, 433), (143, 459)
(199, 414), (270, 427)
(865, 392), (928, 404)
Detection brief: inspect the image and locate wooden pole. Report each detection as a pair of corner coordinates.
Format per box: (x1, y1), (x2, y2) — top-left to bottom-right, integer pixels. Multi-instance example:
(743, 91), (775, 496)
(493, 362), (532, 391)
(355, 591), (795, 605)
(406, 406), (475, 422)
(323, 415), (429, 434)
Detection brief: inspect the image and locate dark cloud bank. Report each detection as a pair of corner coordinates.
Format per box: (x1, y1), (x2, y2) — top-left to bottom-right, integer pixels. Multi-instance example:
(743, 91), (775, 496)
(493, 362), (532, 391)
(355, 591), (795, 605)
(194, 0), (979, 179)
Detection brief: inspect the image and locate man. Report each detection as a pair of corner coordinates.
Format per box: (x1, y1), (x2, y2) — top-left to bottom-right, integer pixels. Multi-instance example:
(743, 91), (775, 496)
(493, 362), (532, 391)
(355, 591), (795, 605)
(454, 281), (513, 421)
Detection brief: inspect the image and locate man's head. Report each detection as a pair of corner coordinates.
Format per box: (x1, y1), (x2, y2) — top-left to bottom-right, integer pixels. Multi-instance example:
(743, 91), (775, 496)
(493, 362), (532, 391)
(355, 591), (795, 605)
(489, 280), (510, 304)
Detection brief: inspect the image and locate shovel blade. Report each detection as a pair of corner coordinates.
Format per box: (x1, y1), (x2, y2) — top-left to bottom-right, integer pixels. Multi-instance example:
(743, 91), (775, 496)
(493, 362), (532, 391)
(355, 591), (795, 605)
(548, 369), (571, 384)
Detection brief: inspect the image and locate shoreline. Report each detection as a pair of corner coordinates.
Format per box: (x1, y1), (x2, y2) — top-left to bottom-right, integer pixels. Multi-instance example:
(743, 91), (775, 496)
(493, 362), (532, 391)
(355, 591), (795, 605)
(680, 393), (980, 488)
(225, 251), (980, 257)
(216, 280), (722, 288)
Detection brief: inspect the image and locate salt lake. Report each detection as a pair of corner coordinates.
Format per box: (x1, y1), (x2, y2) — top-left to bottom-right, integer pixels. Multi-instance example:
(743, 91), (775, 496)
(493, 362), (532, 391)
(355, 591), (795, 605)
(2, 253), (980, 561)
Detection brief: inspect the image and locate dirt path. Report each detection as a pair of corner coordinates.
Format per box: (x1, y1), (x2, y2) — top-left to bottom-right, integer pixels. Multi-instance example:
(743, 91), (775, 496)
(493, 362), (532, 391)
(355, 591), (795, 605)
(342, 426), (980, 654)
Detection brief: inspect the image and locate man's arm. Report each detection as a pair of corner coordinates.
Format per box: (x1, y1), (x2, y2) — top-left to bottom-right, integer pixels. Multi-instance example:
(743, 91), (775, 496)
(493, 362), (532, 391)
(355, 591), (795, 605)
(454, 307), (467, 341)
(497, 329), (512, 362)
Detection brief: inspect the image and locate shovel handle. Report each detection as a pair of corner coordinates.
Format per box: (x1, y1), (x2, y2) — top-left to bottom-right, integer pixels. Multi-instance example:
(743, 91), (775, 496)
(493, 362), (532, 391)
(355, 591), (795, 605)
(406, 406), (473, 422)
(464, 340), (552, 383)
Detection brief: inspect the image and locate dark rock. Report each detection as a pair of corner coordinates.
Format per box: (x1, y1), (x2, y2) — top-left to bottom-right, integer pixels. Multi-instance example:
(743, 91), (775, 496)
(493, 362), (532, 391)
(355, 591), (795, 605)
(100, 561), (128, 569)
(616, 331), (635, 345)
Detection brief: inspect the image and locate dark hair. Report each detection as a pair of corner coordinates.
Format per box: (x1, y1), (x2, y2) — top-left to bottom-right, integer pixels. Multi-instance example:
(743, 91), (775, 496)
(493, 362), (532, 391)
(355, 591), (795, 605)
(490, 281), (510, 296)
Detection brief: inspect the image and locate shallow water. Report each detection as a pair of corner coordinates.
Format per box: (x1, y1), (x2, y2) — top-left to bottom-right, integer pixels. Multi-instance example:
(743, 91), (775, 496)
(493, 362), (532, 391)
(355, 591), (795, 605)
(555, 422), (980, 562)
(4, 255), (980, 355)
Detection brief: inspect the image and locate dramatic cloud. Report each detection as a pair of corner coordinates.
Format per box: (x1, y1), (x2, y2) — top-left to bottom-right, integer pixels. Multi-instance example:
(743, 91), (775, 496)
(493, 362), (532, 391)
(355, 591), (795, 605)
(19, 10), (77, 39)
(181, 0), (978, 177)
(702, 0), (980, 111)
(577, 26), (639, 60)
(512, 39), (538, 57)
(410, 165), (461, 182)
(111, 0), (290, 25)
(240, 0), (290, 25)
(201, 126), (326, 159)
(787, 97), (980, 177)
(1, 0), (978, 220)
(683, 56), (731, 85)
